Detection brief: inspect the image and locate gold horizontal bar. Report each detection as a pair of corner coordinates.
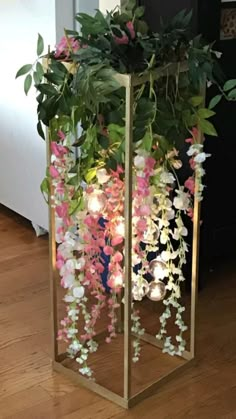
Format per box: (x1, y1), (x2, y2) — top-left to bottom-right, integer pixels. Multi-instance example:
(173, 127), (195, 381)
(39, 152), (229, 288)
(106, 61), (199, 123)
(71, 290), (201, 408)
(114, 62), (188, 88)
(53, 361), (129, 409)
(53, 357), (195, 409)
(128, 358), (195, 408)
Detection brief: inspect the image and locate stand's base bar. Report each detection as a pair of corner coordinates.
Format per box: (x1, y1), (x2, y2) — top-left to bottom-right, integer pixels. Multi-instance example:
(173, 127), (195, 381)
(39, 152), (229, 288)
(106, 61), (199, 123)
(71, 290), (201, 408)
(53, 357), (195, 409)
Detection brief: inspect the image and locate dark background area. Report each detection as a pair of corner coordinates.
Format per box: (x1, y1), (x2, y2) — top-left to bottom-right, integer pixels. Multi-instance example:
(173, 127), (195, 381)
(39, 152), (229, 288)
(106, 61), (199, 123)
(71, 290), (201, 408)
(139, 0), (236, 279)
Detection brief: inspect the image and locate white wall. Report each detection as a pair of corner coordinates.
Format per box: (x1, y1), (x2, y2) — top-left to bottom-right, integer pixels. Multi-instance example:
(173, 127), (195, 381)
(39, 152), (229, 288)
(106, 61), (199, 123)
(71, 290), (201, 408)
(0, 0), (120, 230)
(0, 0), (57, 230)
(99, 0), (120, 13)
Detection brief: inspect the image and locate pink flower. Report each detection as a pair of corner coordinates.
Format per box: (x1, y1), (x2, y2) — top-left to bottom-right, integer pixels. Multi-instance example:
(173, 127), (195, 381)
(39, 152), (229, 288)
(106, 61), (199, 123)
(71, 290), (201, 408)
(51, 142), (67, 157)
(54, 36), (80, 59)
(104, 246), (114, 256)
(139, 204), (151, 216)
(111, 236), (124, 246)
(58, 130), (66, 140)
(185, 127), (199, 144)
(189, 158), (196, 170)
(55, 202), (69, 218)
(49, 165), (60, 178)
(113, 251), (123, 263)
(126, 21), (135, 40)
(114, 33), (129, 45)
(185, 137), (194, 144)
(184, 176), (195, 194)
(187, 207), (194, 220)
(146, 157), (156, 170)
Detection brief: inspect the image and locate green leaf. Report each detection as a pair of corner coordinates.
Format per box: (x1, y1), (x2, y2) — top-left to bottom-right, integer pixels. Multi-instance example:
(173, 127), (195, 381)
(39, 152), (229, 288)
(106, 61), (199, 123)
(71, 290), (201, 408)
(24, 74), (32, 95)
(223, 79), (236, 92)
(36, 61), (44, 78)
(44, 72), (65, 85)
(40, 177), (49, 203)
(228, 88), (236, 99)
(209, 94), (222, 110)
(98, 135), (109, 149)
(199, 119), (217, 136)
(85, 168), (97, 183)
(69, 198), (83, 215)
(37, 83), (58, 95)
(65, 29), (79, 36)
(142, 131), (152, 152)
(197, 108), (215, 119)
(37, 33), (44, 56)
(134, 6), (145, 18)
(188, 96), (203, 107)
(33, 71), (41, 85)
(50, 60), (69, 75)
(124, 0), (136, 10)
(15, 64), (32, 78)
(37, 121), (45, 139)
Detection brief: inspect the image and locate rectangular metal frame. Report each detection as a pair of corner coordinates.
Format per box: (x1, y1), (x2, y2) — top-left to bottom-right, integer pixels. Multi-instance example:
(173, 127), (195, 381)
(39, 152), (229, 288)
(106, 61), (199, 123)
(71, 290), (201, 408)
(48, 62), (201, 409)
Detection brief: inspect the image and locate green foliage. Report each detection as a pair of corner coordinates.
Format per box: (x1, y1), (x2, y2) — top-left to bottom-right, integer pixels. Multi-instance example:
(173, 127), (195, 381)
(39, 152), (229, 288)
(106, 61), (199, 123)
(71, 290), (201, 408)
(15, 64), (32, 78)
(223, 79), (236, 92)
(209, 94), (222, 110)
(17, 3), (227, 188)
(24, 74), (32, 95)
(37, 33), (44, 56)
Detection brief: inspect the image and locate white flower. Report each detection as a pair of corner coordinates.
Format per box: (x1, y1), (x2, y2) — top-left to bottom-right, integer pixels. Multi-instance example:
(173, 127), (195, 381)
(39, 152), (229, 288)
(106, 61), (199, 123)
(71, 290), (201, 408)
(187, 144), (203, 156)
(73, 286), (85, 299)
(160, 171), (175, 184)
(68, 309), (79, 321)
(194, 152), (211, 164)
(160, 229), (169, 245)
(161, 251), (172, 262)
(67, 328), (78, 338)
(65, 259), (76, 271)
(69, 340), (82, 352)
(173, 190), (190, 211)
(96, 168), (110, 184)
(166, 208), (175, 220)
(75, 257), (85, 270)
(134, 155), (146, 169)
(63, 274), (76, 288)
(79, 367), (92, 377)
(64, 295), (75, 303)
(173, 226), (188, 240)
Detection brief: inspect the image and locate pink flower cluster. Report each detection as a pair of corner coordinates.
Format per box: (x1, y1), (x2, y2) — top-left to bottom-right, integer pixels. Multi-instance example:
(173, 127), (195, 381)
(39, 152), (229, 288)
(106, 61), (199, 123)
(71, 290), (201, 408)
(55, 36), (80, 59)
(114, 21), (135, 45)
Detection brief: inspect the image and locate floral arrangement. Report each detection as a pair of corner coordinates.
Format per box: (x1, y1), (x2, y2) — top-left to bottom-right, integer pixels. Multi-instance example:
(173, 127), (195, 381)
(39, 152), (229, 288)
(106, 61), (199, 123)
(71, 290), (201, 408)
(16, 1), (228, 378)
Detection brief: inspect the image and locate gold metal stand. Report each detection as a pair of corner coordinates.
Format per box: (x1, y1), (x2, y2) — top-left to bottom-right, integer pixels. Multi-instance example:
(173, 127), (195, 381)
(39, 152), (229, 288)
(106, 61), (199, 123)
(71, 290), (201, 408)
(48, 63), (201, 409)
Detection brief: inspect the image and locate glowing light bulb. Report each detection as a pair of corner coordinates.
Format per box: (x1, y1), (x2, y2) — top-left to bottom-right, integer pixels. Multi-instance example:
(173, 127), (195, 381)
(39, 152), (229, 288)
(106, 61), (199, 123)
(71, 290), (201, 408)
(149, 259), (167, 280)
(87, 190), (106, 214)
(132, 279), (149, 301)
(147, 280), (166, 302)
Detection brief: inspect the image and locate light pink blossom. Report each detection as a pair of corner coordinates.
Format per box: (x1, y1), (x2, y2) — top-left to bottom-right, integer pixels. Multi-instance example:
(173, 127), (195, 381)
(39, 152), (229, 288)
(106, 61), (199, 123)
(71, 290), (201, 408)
(54, 36), (80, 58)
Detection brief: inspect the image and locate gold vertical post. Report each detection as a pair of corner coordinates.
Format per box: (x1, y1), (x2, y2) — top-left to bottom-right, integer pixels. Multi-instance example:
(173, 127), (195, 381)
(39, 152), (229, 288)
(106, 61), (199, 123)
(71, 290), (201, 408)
(190, 191), (200, 359)
(47, 126), (59, 362)
(124, 75), (133, 400)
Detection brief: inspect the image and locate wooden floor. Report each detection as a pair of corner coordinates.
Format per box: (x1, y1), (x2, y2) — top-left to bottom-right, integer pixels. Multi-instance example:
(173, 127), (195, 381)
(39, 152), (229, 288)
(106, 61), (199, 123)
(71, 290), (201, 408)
(0, 204), (236, 419)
